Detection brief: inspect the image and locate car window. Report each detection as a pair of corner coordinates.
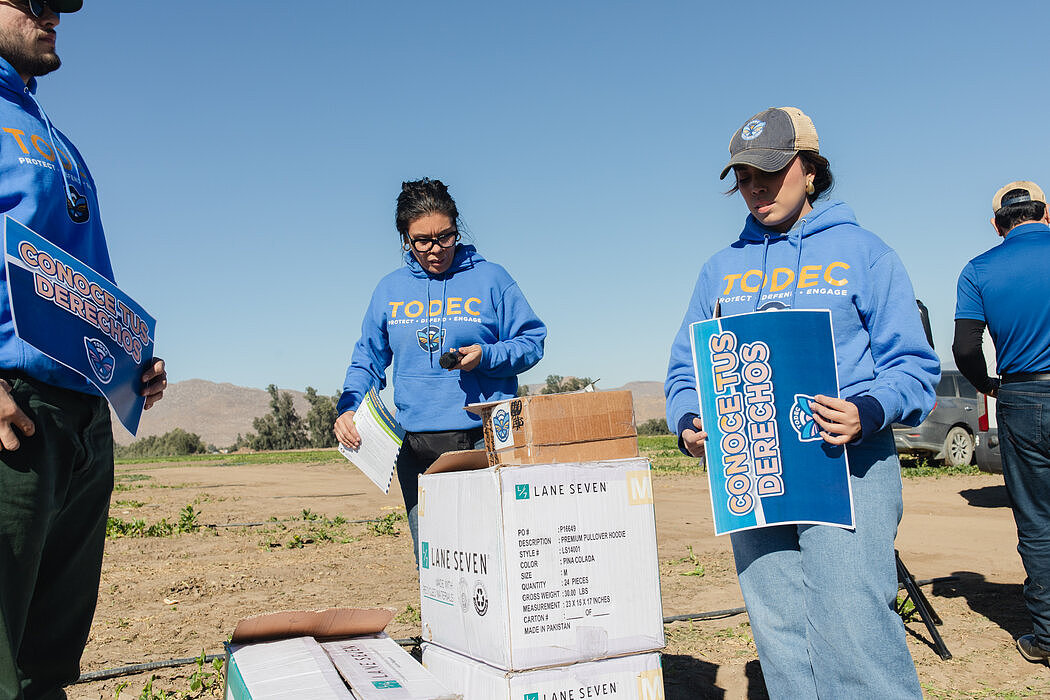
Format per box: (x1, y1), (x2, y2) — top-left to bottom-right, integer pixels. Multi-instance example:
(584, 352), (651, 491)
(935, 375), (956, 398)
(957, 376), (978, 399)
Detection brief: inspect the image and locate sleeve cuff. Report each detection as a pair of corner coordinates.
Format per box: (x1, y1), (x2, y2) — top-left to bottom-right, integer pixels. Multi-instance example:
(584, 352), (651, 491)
(677, 413), (699, 456)
(846, 395), (885, 444)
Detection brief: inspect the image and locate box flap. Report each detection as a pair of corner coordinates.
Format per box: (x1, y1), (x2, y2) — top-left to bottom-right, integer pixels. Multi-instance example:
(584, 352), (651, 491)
(231, 607), (394, 643)
(425, 449), (490, 475)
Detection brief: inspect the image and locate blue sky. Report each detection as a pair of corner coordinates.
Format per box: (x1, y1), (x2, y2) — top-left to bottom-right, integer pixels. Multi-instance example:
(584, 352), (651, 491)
(35, 1), (1050, 396)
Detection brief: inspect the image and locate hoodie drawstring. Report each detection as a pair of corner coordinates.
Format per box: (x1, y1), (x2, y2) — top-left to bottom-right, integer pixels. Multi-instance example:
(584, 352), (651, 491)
(754, 234), (771, 312)
(24, 88), (79, 215)
(790, 217), (807, 309)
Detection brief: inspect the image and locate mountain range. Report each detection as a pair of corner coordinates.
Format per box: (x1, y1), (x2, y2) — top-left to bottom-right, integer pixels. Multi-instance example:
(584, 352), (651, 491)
(112, 379), (667, 447)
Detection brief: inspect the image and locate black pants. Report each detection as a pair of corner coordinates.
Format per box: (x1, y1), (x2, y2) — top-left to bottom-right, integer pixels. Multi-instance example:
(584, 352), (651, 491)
(395, 428), (483, 513)
(0, 372), (113, 700)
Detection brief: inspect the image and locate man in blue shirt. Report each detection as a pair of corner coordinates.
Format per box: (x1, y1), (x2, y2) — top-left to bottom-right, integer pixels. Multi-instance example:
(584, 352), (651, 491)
(0, 2), (167, 697)
(953, 180), (1050, 664)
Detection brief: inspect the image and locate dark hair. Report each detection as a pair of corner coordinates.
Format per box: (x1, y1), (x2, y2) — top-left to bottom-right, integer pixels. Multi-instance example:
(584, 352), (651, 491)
(994, 189), (1046, 233)
(725, 151), (834, 203)
(395, 178), (460, 239)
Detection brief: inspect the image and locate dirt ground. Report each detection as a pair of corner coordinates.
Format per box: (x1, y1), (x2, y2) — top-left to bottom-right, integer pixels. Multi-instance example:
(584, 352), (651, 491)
(68, 458), (1049, 699)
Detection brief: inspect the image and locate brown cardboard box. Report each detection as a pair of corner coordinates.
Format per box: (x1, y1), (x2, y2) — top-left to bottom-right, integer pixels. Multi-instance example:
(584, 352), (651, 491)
(465, 391), (639, 466)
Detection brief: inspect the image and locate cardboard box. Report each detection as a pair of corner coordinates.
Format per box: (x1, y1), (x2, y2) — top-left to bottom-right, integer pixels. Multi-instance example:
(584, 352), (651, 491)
(418, 457), (665, 671)
(322, 636), (459, 699)
(224, 609), (459, 700)
(466, 391), (639, 466)
(421, 644), (665, 700)
(225, 636), (353, 700)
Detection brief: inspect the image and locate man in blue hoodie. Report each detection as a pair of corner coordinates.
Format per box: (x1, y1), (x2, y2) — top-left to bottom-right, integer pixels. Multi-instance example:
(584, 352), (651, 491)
(0, 2), (167, 697)
(954, 181), (1050, 664)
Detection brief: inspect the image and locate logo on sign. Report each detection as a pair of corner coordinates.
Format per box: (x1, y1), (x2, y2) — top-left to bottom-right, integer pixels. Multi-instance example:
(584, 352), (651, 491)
(372, 681), (402, 689)
(789, 394), (823, 441)
(421, 542), (430, 569)
(515, 484), (530, 500)
(524, 694), (539, 700)
(83, 337), (115, 384)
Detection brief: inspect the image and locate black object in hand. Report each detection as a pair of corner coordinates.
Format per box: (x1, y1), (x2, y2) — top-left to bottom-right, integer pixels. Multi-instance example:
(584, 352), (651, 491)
(439, 350), (462, 369)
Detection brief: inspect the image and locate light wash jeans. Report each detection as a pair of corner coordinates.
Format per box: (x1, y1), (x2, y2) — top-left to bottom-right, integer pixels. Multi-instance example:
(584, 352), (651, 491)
(729, 430), (921, 699)
(997, 380), (1050, 648)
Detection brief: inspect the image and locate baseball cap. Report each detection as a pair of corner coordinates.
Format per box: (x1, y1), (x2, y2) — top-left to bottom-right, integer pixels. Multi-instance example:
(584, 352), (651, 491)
(719, 107), (819, 180)
(992, 181), (1046, 213)
(51, 0), (82, 10)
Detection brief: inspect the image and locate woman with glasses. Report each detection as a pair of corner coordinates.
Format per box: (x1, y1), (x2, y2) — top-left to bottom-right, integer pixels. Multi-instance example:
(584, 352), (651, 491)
(335, 178), (546, 561)
(664, 108), (938, 698)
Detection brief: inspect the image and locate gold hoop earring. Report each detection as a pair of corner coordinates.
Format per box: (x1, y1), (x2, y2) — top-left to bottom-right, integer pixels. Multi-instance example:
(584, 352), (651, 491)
(806, 181), (815, 195)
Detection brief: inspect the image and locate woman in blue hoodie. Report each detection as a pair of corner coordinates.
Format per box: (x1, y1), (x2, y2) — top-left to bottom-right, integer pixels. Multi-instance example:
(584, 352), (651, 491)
(335, 178), (546, 559)
(665, 108), (938, 698)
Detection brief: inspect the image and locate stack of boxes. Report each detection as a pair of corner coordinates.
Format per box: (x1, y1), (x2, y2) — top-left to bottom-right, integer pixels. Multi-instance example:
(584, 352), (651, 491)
(417, 391), (667, 699)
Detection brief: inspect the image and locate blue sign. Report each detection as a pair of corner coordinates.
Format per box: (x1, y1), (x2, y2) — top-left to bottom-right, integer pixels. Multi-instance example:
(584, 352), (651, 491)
(690, 310), (853, 535)
(4, 217), (156, 435)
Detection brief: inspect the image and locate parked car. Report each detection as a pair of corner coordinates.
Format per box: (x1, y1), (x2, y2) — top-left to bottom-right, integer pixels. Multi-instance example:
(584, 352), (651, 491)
(893, 369), (980, 466)
(975, 391), (1001, 474)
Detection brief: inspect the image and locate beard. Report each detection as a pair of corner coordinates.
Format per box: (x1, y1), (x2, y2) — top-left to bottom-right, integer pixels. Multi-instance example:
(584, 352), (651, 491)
(0, 38), (61, 78)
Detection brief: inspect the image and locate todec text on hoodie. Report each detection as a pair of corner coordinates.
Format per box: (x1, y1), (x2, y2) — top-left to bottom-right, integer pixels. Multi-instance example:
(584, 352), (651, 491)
(665, 200), (939, 443)
(0, 57), (113, 395)
(338, 245), (546, 433)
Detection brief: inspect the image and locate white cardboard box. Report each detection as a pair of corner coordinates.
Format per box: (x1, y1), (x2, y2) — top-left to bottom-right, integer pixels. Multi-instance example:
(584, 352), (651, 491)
(225, 636), (353, 700)
(224, 634), (459, 700)
(421, 644), (665, 700)
(322, 636), (459, 699)
(418, 457), (664, 671)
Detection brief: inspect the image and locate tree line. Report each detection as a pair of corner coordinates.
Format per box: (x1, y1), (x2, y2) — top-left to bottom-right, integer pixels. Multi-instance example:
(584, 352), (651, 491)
(116, 376), (671, 458)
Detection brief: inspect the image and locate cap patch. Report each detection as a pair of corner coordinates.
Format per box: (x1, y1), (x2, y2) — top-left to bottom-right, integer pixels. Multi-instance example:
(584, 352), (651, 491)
(740, 120), (765, 141)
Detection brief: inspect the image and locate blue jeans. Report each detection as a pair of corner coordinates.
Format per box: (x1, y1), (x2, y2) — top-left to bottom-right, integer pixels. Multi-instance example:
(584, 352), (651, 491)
(997, 380), (1050, 648)
(729, 431), (921, 699)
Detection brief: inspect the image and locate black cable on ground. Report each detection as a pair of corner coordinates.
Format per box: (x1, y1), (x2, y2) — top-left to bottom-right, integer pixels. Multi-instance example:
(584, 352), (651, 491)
(204, 517), (389, 529)
(75, 577), (958, 684)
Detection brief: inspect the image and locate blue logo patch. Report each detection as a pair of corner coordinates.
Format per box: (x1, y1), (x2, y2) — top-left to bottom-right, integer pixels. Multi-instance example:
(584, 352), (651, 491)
(421, 542), (430, 569)
(83, 337), (114, 384)
(789, 394), (823, 442)
(515, 484), (530, 500)
(493, 408), (511, 442)
(417, 325), (445, 352)
(741, 119), (765, 140)
(372, 681), (402, 689)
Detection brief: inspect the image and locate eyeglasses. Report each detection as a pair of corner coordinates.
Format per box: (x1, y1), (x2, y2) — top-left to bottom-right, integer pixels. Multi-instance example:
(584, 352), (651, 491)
(406, 229), (459, 253)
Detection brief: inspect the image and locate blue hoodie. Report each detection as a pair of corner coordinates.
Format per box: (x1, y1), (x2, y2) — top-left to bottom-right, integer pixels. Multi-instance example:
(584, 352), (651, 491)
(338, 244), (546, 432)
(0, 57), (112, 394)
(665, 200), (939, 441)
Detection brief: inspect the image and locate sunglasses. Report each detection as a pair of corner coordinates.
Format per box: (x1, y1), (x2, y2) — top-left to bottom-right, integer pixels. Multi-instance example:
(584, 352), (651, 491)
(11, 0), (56, 17)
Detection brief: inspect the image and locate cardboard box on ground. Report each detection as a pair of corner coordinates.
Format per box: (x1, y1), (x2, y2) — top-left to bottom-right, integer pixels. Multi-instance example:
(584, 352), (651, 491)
(223, 608), (458, 700)
(421, 644), (665, 700)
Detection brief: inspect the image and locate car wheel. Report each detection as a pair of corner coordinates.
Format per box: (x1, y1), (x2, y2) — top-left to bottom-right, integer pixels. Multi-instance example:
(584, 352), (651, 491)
(943, 426), (974, 467)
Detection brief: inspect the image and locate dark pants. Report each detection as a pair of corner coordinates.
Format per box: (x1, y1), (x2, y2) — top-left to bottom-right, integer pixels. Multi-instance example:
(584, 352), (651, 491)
(998, 379), (1050, 647)
(396, 428), (483, 563)
(0, 373), (113, 700)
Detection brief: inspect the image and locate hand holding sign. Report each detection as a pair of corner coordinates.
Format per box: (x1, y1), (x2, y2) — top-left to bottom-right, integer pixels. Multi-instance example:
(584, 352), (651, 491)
(810, 395), (862, 445)
(682, 416), (707, 459)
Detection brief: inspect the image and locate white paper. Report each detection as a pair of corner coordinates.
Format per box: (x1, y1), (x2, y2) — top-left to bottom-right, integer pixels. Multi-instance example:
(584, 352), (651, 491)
(340, 389), (404, 494)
